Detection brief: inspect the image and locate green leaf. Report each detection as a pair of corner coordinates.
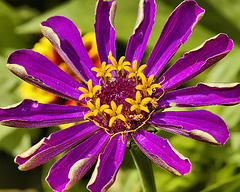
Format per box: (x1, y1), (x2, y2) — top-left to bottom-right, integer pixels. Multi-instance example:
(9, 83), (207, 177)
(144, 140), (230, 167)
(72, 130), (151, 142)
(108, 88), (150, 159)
(230, 132), (240, 152)
(0, 56), (22, 107)
(0, 125), (31, 156)
(201, 173), (240, 192)
(220, 104), (240, 129)
(16, 0), (96, 35)
(0, 1), (35, 56)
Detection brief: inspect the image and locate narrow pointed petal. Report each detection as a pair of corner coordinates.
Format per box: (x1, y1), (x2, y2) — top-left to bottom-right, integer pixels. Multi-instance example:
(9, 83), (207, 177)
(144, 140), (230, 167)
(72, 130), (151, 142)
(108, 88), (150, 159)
(0, 99), (88, 128)
(132, 129), (191, 175)
(95, 0), (116, 63)
(87, 134), (127, 192)
(41, 16), (98, 85)
(15, 122), (99, 171)
(159, 34), (233, 92)
(144, 0), (205, 77)
(158, 83), (240, 108)
(148, 110), (229, 145)
(46, 130), (110, 192)
(7, 49), (84, 102)
(125, 0), (156, 65)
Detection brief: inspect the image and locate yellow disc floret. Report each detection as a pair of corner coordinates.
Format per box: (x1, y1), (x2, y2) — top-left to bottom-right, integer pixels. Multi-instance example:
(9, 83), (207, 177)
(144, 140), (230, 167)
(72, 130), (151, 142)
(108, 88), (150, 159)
(84, 98), (109, 119)
(136, 75), (163, 96)
(125, 91), (152, 114)
(124, 60), (147, 81)
(78, 79), (101, 101)
(108, 51), (130, 76)
(91, 62), (113, 83)
(104, 101), (126, 127)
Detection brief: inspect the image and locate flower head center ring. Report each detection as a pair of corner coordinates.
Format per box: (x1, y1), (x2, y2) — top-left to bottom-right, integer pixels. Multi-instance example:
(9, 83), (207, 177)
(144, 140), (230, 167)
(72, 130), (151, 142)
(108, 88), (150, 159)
(79, 52), (165, 136)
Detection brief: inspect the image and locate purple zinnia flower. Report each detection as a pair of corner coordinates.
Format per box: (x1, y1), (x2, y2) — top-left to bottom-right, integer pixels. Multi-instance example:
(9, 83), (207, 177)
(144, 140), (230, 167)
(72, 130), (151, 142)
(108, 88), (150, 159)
(1, 0), (240, 191)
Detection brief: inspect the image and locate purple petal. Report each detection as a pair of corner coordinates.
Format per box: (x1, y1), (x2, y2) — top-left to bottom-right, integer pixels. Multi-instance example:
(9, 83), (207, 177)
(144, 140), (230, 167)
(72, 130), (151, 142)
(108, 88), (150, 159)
(87, 133), (127, 192)
(46, 130), (110, 192)
(0, 99), (88, 128)
(149, 110), (229, 145)
(132, 129), (191, 175)
(159, 34), (233, 92)
(7, 49), (84, 101)
(15, 121), (99, 171)
(95, 0), (116, 63)
(144, 0), (205, 77)
(158, 83), (240, 108)
(125, 0), (156, 65)
(41, 16), (98, 85)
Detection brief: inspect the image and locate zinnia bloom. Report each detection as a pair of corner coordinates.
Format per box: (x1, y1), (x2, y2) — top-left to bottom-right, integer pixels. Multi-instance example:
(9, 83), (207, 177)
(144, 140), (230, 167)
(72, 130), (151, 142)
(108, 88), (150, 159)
(0, 0), (240, 191)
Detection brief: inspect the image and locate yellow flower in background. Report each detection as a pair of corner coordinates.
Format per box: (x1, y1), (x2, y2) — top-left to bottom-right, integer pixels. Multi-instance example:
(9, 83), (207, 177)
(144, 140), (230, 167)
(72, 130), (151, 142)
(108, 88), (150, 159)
(82, 32), (101, 68)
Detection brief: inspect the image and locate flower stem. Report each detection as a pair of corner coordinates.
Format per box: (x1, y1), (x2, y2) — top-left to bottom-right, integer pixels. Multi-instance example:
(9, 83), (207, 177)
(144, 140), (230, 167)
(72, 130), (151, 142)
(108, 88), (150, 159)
(130, 144), (156, 192)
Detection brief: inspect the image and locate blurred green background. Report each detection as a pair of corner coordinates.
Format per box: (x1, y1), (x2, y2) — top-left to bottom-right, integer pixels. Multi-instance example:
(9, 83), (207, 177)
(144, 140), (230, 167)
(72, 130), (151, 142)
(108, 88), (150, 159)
(0, 0), (240, 191)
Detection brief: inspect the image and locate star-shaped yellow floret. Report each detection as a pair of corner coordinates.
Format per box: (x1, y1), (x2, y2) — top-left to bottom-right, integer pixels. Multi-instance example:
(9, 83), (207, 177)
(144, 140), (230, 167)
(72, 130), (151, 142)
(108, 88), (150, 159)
(91, 62), (113, 83)
(108, 51), (130, 75)
(125, 91), (152, 114)
(104, 101), (126, 127)
(136, 75), (162, 96)
(78, 79), (101, 101)
(124, 60), (147, 80)
(84, 98), (109, 119)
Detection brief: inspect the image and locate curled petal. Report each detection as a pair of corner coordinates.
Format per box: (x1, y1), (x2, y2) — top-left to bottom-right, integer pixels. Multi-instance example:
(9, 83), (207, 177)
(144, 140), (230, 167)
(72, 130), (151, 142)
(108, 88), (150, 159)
(132, 129), (191, 175)
(0, 99), (88, 128)
(95, 0), (117, 63)
(87, 134), (127, 192)
(125, 0), (156, 65)
(158, 83), (240, 108)
(159, 34), (234, 92)
(15, 122), (99, 171)
(145, 0), (205, 77)
(41, 16), (98, 85)
(7, 49), (84, 101)
(46, 130), (111, 192)
(148, 110), (229, 145)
